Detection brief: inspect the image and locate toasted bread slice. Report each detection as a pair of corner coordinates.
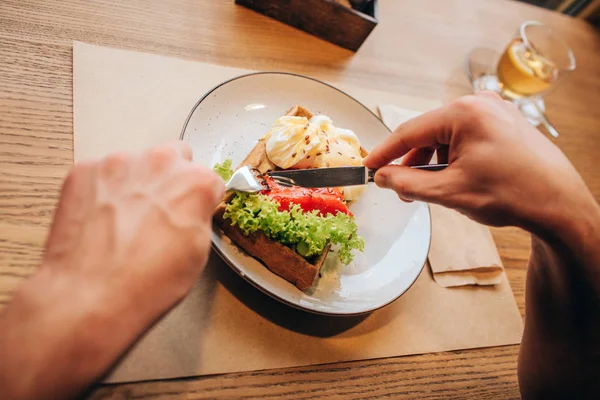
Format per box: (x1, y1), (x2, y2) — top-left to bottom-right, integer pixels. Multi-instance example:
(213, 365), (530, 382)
(213, 105), (331, 290)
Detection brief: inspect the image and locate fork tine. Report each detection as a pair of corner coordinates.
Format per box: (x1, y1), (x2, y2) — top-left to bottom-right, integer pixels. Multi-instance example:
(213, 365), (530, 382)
(270, 175), (297, 188)
(224, 166), (266, 193)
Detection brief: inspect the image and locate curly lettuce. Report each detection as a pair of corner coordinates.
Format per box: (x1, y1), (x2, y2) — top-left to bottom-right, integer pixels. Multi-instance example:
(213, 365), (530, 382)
(213, 158), (364, 264)
(213, 159), (234, 181)
(224, 193), (364, 264)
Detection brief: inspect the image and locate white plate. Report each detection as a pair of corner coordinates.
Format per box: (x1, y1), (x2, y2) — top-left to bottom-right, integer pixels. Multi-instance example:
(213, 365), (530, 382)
(181, 72), (430, 315)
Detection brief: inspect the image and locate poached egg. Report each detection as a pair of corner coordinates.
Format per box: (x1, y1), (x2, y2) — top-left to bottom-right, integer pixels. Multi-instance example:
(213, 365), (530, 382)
(265, 114), (365, 201)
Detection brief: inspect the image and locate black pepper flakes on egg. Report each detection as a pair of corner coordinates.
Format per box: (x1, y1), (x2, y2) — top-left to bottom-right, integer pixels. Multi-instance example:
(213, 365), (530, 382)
(291, 152), (297, 157)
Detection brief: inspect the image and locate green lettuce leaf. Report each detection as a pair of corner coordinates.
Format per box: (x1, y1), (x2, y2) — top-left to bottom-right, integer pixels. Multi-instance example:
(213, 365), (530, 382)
(223, 193), (364, 264)
(213, 159), (234, 181)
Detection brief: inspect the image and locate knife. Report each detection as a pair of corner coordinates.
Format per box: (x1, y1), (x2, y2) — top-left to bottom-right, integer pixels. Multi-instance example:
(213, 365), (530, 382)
(266, 164), (448, 189)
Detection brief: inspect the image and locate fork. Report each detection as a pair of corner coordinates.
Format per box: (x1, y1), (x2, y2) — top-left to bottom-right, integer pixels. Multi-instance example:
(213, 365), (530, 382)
(224, 164), (448, 192)
(224, 166), (295, 193)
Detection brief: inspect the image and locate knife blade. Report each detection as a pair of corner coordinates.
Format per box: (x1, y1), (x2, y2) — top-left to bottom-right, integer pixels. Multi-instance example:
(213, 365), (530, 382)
(268, 166), (371, 188)
(266, 164), (448, 189)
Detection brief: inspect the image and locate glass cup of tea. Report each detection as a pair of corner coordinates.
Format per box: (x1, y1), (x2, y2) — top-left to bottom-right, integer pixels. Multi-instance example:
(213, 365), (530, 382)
(496, 21), (576, 100)
(465, 21), (576, 137)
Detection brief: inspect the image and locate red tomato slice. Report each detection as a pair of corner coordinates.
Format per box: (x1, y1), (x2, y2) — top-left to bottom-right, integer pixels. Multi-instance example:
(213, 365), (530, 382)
(261, 176), (352, 217)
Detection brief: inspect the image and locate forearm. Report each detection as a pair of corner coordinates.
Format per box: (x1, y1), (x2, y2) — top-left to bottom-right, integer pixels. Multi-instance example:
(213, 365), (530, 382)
(0, 267), (153, 400)
(518, 198), (600, 399)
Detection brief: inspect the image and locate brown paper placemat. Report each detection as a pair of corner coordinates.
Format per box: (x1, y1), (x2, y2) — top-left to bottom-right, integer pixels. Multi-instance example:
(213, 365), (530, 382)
(73, 42), (523, 383)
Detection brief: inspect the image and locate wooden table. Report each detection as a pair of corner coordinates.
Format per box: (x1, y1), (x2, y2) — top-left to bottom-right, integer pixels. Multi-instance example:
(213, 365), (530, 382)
(1, 0), (599, 398)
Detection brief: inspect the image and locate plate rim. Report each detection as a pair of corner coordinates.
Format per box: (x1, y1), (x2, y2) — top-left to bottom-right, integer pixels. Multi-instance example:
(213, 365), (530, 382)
(180, 71), (431, 316)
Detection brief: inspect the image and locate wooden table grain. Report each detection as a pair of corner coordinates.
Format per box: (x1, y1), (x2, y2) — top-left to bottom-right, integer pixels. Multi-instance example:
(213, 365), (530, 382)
(1, 0), (599, 398)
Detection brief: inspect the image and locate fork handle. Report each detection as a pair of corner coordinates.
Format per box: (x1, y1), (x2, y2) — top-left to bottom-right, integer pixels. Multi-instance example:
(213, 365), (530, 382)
(367, 163), (448, 182)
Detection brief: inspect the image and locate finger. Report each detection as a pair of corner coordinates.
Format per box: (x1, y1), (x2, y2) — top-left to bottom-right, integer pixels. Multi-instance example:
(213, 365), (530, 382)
(162, 141), (193, 162)
(364, 106), (453, 169)
(165, 165), (225, 221)
(476, 90), (503, 101)
(44, 162), (98, 259)
(141, 142), (193, 180)
(373, 164), (454, 203)
(174, 141), (193, 162)
(192, 166), (226, 211)
(188, 165), (225, 207)
(401, 147), (436, 166)
(52, 162), (98, 225)
(98, 152), (130, 196)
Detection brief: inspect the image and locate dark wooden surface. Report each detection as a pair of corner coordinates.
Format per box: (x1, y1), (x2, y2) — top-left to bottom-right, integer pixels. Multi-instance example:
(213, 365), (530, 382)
(235, 0), (377, 51)
(1, 0), (600, 398)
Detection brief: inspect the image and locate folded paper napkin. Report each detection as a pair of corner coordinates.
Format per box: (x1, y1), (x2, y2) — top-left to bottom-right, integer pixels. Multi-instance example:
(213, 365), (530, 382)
(378, 104), (504, 287)
(377, 104), (423, 132)
(428, 205), (504, 287)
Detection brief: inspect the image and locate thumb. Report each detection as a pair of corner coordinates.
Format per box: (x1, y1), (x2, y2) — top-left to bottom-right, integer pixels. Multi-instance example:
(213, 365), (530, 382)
(374, 165), (451, 203)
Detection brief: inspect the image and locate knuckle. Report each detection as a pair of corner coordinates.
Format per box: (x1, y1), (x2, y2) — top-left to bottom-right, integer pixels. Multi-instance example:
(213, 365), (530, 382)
(453, 95), (493, 125)
(146, 145), (177, 171)
(62, 168), (78, 190)
(179, 142), (193, 161)
(100, 152), (130, 175)
(66, 161), (94, 181)
(149, 145), (175, 160)
(74, 160), (97, 173)
(475, 90), (503, 101)
(454, 95), (484, 114)
(62, 161), (96, 194)
(104, 152), (130, 167)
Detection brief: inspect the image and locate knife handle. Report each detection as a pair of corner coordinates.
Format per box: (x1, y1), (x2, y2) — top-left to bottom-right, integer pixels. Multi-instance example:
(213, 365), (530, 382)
(367, 163), (448, 182)
(411, 163), (449, 171)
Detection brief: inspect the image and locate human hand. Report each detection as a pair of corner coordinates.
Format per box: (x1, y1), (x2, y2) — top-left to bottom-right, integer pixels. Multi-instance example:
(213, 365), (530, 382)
(364, 92), (596, 233)
(363, 92), (600, 400)
(44, 141), (224, 317)
(0, 141), (225, 400)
